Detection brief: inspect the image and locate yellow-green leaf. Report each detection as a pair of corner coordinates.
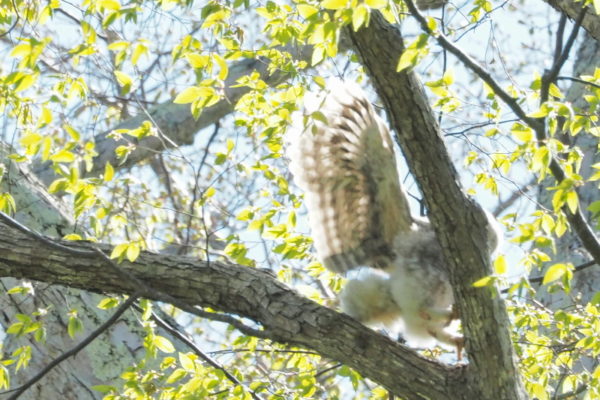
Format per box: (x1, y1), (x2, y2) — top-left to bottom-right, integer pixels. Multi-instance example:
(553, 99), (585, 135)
(50, 150), (76, 163)
(68, 315), (83, 338)
(397, 49), (417, 72)
(473, 276), (493, 287)
(549, 83), (564, 99)
(213, 54), (228, 80)
(566, 190), (578, 213)
(110, 243), (128, 259)
(298, 4), (319, 18)
(542, 263), (567, 285)
(179, 352), (195, 371)
(154, 336), (175, 353)
(98, 0), (121, 10)
(174, 87), (201, 104)
(97, 297), (119, 309)
(365, 0), (386, 9)
(321, 0), (347, 9)
(493, 255), (506, 275)
(126, 242), (140, 262)
(511, 123), (533, 142)
(186, 53), (210, 69)
(104, 162), (114, 182)
(64, 125), (81, 141)
(204, 186), (216, 198)
(114, 70), (132, 88)
(352, 5), (368, 31)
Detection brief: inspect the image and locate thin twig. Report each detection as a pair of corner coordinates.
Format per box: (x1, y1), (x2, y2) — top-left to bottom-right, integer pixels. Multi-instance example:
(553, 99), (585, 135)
(314, 363), (342, 378)
(557, 76), (600, 90)
(4, 293), (141, 400)
(183, 121), (221, 249)
(0, 16), (19, 37)
(528, 260), (597, 284)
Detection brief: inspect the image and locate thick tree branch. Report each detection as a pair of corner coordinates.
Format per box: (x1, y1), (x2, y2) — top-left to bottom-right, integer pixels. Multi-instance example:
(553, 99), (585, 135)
(347, 12), (527, 399)
(0, 219), (470, 400)
(543, 0), (600, 42)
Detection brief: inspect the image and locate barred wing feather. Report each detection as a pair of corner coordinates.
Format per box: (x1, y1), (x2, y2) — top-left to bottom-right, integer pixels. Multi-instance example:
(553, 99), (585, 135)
(287, 82), (413, 273)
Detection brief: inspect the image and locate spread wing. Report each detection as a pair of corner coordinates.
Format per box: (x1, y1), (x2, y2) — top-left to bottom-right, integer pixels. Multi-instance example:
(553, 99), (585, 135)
(287, 82), (414, 273)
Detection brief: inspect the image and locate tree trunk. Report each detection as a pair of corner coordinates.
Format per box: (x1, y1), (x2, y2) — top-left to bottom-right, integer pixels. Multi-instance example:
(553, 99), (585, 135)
(1, 144), (151, 399)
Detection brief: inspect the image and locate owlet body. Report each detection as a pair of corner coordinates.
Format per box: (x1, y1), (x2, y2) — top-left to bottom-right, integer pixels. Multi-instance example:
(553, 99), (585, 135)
(287, 81), (498, 352)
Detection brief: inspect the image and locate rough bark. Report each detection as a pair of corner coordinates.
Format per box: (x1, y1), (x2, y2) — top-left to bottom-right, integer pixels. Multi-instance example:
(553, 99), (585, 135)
(0, 217), (476, 400)
(544, 0), (600, 43)
(0, 145), (160, 399)
(348, 12), (527, 399)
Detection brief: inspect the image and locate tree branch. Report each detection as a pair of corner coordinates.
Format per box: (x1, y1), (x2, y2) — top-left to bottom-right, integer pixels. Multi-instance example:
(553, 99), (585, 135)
(543, 0), (600, 42)
(0, 219), (470, 400)
(347, 11), (527, 399)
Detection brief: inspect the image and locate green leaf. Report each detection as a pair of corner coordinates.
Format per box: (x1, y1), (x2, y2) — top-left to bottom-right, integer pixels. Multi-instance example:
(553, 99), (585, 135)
(126, 242), (140, 262)
(493, 255), (506, 275)
(565, 190), (578, 214)
(68, 314), (83, 338)
(110, 243), (128, 259)
(179, 352), (195, 370)
(298, 4), (319, 18)
(114, 70), (132, 88)
(104, 162), (114, 182)
(511, 123), (533, 142)
(91, 385), (117, 394)
(591, 291), (600, 305)
(548, 83), (564, 99)
(50, 150), (76, 163)
(352, 5), (368, 31)
(154, 335), (175, 353)
(166, 368), (187, 384)
(365, 0), (386, 9)
(174, 86), (202, 104)
(542, 263), (567, 285)
(97, 297), (119, 309)
(472, 276), (493, 287)
(321, 0), (347, 9)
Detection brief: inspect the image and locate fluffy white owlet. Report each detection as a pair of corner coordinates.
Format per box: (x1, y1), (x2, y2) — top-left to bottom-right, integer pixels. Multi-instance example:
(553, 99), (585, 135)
(287, 81), (500, 355)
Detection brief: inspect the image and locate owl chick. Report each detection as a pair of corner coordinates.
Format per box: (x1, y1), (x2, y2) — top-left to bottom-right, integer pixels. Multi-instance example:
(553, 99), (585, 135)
(287, 80), (500, 357)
